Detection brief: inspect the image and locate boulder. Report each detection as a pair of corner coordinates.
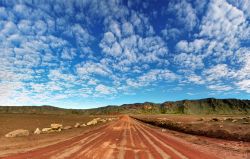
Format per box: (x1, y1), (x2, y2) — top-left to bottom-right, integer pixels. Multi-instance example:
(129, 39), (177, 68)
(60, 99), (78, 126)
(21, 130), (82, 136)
(51, 123), (63, 130)
(81, 124), (86, 127)
(63, 126), (72, 130)
(34, 128), (41, 135)
(100, 119), (106, 123)
(108, 118), (116, 121)
(5, 129), (29, 137)
(232, 119), (237, 123)
(86, 119), (98, 126)
(42, 127), (61, 133)
(42, 128), (53, 133)
(74, 123), (80, 128)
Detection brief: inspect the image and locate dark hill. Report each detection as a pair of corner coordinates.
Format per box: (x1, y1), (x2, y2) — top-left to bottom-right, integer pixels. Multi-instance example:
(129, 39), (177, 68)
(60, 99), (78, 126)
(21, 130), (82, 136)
(160, 98), (250, 114)
(0, 98), (249, 115)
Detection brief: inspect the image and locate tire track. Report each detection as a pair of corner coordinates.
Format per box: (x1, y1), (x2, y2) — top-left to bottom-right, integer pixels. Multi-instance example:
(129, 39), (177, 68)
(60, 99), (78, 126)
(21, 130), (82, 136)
(2, 115), (221, 159)
(135, 119), (220, 159)
(135, 121), (188, 159)
(133, 122), (172, 159)
(71, 119), (124, 159)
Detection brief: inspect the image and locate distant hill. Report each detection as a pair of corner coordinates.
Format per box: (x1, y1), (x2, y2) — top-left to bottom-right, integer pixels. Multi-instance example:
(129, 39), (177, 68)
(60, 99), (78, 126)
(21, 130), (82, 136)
(0, 98), (250, 115)
(0, 105), (84, 115)
(160, 98), (250, 114)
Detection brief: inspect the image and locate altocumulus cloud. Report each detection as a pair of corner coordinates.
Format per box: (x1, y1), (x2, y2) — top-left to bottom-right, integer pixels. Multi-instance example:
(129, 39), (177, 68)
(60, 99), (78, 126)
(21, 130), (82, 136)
(0, 0), (249, 108)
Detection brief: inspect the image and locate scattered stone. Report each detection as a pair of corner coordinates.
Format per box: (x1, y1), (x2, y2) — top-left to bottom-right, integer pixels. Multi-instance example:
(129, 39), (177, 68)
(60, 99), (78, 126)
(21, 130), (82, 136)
(42, 128), (53, 133)
(100, 119), (107, 123)
(243, 122), (249, 124)
(81, 124), (86, 127)
(161, 129), (166, 132)
(5, 129), (29, 137)
(87, 119), (98, 126)
(223, 117), (228, 120)
(232, 119), (237, 123)
(51, 123), (63, 130)
(34, 128), (41, 135)
(95, 118), (101, 121)
(63, 126), (72, 130)
(74, 123), (80, 128)
(219, 125), (223, 128)
(108, 118), (117, 121)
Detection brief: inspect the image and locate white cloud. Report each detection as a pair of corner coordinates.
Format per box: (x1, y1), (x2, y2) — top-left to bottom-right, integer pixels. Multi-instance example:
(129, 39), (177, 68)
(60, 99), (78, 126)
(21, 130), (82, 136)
(204, 64), (231, 82)
(207, 84), (233, 91)
(174, 53), (204, 70)
(17, 20), (32, 34)
(176, 39), (208, 53)
(199, 0), (246, 45)
(61, 48), (77, 60)
(122, 21), (134, 36)
(34, 20), (47, 35)
(95, 84), (112, 95)
(0, 7), (8, 20)
(0, 0), (249, 107)
(236, 80), (250, 93)
(167, 0), (198, 31)
(76, 62), (111, 77)
(108, 20), (121, 38)
(87, 79), (97, 85)
(128, 69), (178, 88)
(186, 74), (205, 84)
(227, 0), (250, 19)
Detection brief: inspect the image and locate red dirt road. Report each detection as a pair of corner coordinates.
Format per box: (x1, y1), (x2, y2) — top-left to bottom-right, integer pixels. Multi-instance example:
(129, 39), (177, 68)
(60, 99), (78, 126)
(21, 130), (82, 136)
(1, 116), (219, 159)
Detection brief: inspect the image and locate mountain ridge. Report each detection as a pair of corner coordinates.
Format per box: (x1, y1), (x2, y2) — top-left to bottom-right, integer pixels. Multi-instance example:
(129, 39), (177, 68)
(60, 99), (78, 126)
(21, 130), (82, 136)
(0, 98), (250, 115)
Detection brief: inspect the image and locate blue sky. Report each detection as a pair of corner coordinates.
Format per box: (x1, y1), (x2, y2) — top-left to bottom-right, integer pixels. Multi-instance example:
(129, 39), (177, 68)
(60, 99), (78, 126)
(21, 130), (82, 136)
(0, 0), (250, 108)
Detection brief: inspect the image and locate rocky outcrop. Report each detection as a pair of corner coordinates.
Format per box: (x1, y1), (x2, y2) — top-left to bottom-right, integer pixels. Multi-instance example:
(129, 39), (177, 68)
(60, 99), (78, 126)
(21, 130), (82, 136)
(5, 129), (29, 137)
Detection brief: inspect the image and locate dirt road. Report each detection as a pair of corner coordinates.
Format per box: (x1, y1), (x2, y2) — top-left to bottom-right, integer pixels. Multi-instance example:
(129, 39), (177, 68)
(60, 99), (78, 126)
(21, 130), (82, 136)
(2, 115), (219, 159)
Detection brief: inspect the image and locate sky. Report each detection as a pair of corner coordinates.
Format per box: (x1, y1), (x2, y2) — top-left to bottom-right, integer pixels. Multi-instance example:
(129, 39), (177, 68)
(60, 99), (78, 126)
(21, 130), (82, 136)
(0, 0), (250, 109)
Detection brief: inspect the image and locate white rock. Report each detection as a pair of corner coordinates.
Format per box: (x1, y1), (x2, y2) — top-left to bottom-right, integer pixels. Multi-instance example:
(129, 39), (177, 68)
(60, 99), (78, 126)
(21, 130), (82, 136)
(100, 119), (106, 123)
(51, 123), (63, 130)
(74, 123), (80, 128)
(42, 128), (52, 133)
(63, 126), (72, 130)
(34, 128), (41, 135)
(81, 124), (86, 127)
(5, 129), (29, 137)
(86, 119), (98, 126)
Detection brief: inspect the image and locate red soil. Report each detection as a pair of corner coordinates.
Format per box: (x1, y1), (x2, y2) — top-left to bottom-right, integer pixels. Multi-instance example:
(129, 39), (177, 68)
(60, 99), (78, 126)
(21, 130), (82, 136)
(1, 115), (222, 159)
